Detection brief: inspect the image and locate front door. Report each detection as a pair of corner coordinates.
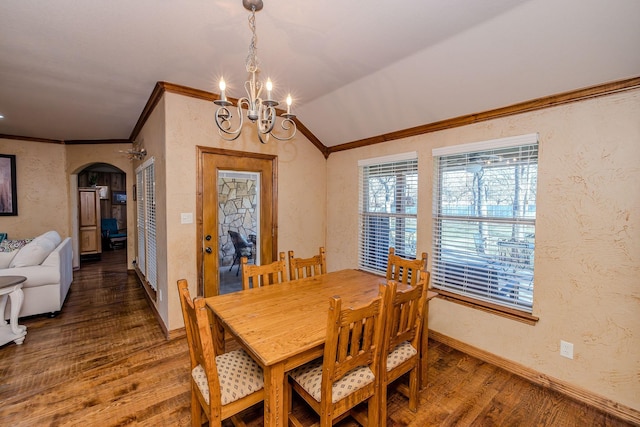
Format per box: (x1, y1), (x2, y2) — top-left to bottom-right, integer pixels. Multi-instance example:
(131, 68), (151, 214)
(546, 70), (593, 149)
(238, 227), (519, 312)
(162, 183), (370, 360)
(199, 147), (277, 297)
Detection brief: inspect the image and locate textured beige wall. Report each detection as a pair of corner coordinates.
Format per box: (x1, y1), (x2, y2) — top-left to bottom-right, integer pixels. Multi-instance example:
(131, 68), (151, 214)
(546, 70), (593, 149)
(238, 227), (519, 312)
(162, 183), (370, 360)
(326, 89), (640, 410)
(0, 139), (70, 239)
(148, 92), (327, 330)
(0, 139), (135, 268)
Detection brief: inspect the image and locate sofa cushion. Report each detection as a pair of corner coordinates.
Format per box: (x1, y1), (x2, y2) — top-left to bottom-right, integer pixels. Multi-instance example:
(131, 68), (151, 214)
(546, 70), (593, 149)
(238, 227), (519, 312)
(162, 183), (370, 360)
(0, 250), (17, 268)
(9, 237), (56, 268)
(0, 264), (60, 288)
(38, 231), (62, 246)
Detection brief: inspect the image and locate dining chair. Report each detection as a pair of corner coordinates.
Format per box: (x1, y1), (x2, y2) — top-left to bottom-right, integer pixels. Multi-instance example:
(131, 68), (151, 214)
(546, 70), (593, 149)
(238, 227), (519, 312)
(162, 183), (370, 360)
(286, 283), (390, 427)
(287, 246), (327, 280)
(386, 247), (428, 286)
(240, 252), (288, 290)
(379, 271), (429, 426)
(177, 279), (265, 426)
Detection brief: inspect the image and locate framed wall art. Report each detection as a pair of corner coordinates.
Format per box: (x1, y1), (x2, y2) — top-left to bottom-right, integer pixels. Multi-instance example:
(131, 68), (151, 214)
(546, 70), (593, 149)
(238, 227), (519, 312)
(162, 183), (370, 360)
(0, 154), (17, 216)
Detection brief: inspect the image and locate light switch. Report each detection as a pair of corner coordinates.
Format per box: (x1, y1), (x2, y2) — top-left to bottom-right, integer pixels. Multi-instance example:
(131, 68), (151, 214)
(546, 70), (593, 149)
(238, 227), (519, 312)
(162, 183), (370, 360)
(181, 212), (193, 224)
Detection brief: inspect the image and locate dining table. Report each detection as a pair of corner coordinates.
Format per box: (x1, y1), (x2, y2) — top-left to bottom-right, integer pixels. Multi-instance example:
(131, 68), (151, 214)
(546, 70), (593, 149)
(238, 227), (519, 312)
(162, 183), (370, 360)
(204, 268), (437, 427)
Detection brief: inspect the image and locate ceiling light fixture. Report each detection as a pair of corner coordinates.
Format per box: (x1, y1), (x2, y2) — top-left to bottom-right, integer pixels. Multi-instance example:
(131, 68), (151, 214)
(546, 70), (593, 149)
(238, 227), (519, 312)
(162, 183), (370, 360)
(119, 140), (147, 161)
(214, 0), (296, 144)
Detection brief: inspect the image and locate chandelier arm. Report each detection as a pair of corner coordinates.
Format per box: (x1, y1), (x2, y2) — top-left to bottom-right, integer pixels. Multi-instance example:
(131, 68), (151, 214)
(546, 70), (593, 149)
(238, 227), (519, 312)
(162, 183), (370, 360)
(257, 132), (270, 144)
(214, 103), (245, 139)
(216, 126), (243, 141)
(261, 117), (297, 141)
(256, 105), (276, 135)
(244, 78), (263, 112)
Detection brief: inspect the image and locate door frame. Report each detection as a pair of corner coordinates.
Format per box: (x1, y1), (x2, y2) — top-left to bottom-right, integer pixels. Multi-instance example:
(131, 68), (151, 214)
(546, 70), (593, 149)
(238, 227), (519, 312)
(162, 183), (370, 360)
(196, 146), (278, 297)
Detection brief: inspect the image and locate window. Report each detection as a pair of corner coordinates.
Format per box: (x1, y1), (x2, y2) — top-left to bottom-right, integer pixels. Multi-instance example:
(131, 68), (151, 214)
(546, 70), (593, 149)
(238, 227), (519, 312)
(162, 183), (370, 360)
(136, 158), (157, 291)
(432, 134), (538, 313)
(359, 152), (418, 274)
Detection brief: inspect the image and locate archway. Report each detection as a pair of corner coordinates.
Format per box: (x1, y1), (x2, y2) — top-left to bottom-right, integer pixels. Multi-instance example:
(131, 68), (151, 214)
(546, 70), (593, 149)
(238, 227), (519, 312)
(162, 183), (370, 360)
(73, 163), (128, 266)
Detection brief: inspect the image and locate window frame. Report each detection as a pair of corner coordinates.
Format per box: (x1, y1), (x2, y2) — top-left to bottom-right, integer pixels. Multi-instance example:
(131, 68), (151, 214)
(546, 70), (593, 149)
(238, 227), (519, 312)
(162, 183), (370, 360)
(358, 152), (419, 275)
(431, 134), (539, 321)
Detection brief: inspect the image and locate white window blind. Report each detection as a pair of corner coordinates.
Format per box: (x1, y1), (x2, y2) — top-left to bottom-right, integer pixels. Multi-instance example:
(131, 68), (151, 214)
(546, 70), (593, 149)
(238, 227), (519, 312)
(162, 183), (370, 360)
(136, 170), (145, 274)
(432, 134), (538, 312)
(358, 153), (418, 274)
(135, 158), (157, 291)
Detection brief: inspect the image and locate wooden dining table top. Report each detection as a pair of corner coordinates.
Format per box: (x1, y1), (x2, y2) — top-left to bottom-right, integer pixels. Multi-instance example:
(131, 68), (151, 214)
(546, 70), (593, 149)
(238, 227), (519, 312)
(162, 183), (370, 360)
(204, 269), (390, 367)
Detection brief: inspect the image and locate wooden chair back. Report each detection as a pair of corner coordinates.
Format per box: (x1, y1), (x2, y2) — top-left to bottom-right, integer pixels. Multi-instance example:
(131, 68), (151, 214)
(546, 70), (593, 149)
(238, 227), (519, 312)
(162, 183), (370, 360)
(241, 252), (288, 290)
(177, 279), (265, 426)
(379, 271), (430, 426)
(386, 247), (428, 286)
(287, 246), (327, 280)
(287, 284), (389, 426)
(177, 279), (222, 424)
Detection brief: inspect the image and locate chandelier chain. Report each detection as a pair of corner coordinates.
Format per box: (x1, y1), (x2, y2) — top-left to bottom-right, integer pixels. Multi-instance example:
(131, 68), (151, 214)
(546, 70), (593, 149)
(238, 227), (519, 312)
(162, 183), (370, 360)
(245, 7), (258, 73)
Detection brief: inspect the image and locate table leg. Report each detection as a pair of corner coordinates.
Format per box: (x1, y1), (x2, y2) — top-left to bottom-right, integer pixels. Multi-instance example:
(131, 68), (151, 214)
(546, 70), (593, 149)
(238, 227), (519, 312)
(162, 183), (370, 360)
(210, 314), (225, 355)
(9, 287), (24, 335)
(263, 363), (285, 426)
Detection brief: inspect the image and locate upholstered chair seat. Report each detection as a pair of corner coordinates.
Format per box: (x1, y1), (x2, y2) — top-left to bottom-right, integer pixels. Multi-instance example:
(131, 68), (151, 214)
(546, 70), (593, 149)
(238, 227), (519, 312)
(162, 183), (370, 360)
(288, 358), (375, 404)
(386, 340), (418, 371)
(191, 349), (264, 405)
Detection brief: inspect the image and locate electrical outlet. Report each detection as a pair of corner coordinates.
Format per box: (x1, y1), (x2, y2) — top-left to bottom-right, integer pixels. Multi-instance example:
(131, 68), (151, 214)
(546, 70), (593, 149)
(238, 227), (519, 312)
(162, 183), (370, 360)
(560, 340), (573, 359)
(159, 289), (163, 302)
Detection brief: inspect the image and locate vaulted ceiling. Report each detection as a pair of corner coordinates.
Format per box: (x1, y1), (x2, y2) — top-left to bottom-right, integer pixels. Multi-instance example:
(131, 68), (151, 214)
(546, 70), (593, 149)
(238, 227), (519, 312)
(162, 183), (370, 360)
(1, 0), (638, 148)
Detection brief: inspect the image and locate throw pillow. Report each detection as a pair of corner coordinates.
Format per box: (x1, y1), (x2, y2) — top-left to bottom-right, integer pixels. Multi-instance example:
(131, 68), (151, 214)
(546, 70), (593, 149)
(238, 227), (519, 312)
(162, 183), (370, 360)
(0, 239), (33, 252)
(9, 237), (56, 268)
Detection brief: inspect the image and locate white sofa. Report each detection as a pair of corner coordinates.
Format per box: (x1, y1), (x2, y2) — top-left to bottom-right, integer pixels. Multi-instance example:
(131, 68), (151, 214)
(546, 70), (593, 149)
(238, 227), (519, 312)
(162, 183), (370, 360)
(0, 231), (73, 319)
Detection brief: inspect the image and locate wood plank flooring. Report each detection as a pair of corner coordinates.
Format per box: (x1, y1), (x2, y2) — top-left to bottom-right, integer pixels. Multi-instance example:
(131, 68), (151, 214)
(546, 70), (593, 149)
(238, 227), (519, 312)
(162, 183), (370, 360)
(0, 249), (632, 426)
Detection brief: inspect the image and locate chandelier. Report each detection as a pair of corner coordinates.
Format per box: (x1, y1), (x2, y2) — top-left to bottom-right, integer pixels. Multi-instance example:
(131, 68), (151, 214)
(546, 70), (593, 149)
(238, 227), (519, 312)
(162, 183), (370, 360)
(119, 140), (147, 161)
(214, 0), (297, 144)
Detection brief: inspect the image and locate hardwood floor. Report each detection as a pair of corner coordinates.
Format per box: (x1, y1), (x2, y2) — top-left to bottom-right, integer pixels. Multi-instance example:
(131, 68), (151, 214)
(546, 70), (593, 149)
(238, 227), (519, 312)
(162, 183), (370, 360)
(0, 249), (632, 426)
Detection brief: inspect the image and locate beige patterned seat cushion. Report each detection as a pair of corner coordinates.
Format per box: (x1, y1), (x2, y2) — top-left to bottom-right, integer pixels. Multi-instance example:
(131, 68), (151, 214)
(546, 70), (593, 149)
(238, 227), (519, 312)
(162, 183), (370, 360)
(192, 349), (264, 406)
(386, 340), (417, 371)
(289, 358), (374, 404)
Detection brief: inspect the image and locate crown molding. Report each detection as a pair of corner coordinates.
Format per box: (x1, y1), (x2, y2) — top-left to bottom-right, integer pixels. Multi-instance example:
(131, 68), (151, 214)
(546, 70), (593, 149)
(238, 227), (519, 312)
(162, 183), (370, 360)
(327, 76), (640, 156)
(3, 76), (637, 155)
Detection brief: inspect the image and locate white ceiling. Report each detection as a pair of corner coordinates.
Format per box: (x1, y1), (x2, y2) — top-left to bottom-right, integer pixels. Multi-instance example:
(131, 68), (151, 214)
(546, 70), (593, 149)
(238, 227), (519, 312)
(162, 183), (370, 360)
(1, 0), (639, 147)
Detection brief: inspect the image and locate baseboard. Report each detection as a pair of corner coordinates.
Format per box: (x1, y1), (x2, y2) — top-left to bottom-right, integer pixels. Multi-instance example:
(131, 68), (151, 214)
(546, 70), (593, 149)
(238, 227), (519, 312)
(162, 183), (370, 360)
(129, 270), (170, 339)
(167, 326), (186, 341)
(429, 331), (640, 425)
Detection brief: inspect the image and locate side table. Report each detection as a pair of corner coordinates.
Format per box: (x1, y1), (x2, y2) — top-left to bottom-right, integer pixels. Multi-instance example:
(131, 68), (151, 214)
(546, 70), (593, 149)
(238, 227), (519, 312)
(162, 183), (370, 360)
(0, 276), (28, 346)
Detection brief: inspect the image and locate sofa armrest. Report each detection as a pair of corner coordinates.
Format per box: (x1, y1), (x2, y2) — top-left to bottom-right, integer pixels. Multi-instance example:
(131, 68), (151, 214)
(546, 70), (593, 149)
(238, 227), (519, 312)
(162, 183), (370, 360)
(41, 237), (73, 297)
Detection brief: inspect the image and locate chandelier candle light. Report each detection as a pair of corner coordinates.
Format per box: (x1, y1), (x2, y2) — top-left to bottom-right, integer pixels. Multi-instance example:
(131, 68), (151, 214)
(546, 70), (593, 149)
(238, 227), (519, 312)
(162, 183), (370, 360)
(214, 0), (297, 144)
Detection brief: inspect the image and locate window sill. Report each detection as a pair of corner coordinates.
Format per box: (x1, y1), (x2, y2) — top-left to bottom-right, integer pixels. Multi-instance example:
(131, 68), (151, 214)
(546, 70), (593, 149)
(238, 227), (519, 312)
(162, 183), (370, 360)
(433, 289), (539, 325)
